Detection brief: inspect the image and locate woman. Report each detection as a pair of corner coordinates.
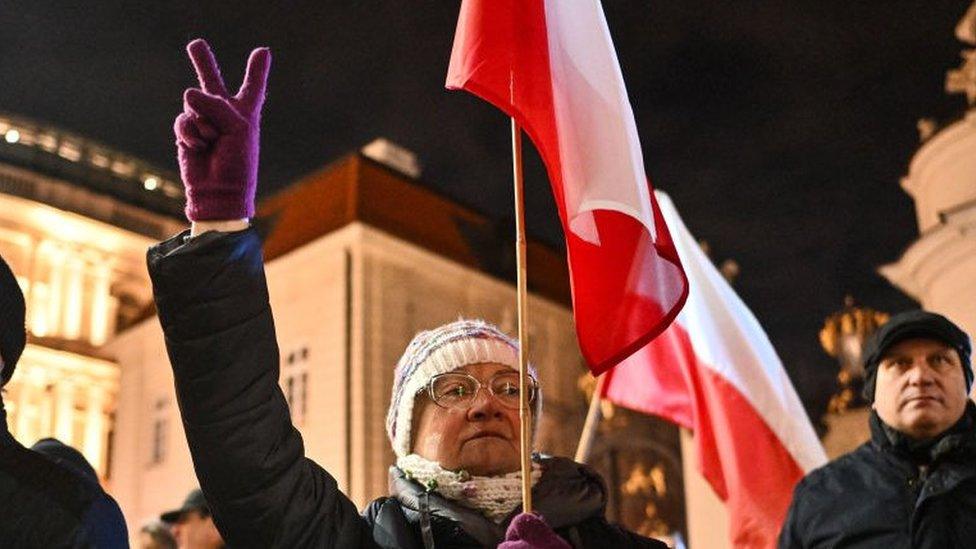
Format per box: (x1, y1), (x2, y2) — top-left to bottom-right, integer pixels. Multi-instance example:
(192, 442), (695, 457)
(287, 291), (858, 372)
(151, 38), (666, 549)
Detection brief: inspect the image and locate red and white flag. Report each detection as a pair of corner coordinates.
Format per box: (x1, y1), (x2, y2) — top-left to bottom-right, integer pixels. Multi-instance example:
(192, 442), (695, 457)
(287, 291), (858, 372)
(447, 0), (688, 374)
(602, 191), (828, 548)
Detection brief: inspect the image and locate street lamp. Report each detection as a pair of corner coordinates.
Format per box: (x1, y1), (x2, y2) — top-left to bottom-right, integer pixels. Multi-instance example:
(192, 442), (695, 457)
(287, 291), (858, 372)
(819, 296), (889, 413)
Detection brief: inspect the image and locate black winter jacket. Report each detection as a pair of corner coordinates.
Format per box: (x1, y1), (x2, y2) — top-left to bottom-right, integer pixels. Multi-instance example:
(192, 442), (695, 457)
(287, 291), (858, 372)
(148, 228), (665, 549)
(778, 403), (976, 548)
(0, 412), (128, 548)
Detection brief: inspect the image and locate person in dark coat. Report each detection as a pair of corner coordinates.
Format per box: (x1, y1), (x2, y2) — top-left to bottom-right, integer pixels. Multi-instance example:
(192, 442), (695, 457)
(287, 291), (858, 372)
(0, 255), (128, 548)
(148, 38), (667, 549)
(778, 310), (976, 548)
(32, 438), (103, 485)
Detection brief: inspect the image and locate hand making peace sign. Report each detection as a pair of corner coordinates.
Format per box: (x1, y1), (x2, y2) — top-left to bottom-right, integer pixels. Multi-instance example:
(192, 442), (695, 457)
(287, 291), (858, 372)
(174, 39), (271, 222)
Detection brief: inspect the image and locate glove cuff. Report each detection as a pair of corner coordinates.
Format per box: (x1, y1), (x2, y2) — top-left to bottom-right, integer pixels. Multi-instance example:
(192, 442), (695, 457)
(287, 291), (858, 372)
(185, 189), (255, 221)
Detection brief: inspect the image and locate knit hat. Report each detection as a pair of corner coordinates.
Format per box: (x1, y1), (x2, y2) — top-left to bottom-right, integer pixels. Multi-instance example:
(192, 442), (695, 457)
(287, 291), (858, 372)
(385, 318), (543, 459)
(0, 253), (26, 387)
(861, 310), (972, 403)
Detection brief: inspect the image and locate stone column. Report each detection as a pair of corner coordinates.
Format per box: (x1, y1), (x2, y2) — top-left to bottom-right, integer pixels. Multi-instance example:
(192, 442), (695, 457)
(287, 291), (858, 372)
(89, 261), (113, 346)
(62, 255), (84, 340)
(54, 379), (75, 444)
(83, 385), (107, 476)
(45, 244), (66, 338)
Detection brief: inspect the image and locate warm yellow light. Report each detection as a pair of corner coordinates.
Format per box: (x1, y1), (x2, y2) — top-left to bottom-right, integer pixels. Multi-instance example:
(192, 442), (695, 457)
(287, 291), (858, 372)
(30, 282), (49, 337)
(62, 258), (84, 340)
(5, 129), (20, 144)
(44, 244), (66, 338)
(58, 142), (82, 162)
(89, 264), (113, 346)
(143, 176), (159, 191)
(111, 160), (135, 177)
(90, 152), (111, 168)
(37, 134), (59, 153)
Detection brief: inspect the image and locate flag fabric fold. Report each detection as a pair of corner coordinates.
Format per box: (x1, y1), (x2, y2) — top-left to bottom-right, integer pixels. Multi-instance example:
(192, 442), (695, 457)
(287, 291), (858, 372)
(447, 0), (688, 374)
(602, 191), (828, 548)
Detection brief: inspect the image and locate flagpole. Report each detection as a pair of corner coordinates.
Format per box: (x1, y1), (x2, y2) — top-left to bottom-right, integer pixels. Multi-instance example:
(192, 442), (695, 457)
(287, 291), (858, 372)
(574, 373), (607, 463)
(511, 118), (533, 514)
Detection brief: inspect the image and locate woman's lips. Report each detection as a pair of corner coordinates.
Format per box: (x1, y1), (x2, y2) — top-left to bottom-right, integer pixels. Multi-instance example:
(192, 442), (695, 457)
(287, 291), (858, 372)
(464, 431), (508, 443)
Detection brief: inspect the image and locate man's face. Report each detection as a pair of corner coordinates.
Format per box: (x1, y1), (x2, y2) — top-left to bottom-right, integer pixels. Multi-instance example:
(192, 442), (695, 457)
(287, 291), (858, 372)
(411, 362), (524, 476)
(873, 338), (969, 440)
(171, 510), (223, 549)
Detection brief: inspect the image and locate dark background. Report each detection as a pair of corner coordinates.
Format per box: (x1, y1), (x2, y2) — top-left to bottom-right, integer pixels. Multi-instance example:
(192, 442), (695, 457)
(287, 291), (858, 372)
(1, 1), (969, 424)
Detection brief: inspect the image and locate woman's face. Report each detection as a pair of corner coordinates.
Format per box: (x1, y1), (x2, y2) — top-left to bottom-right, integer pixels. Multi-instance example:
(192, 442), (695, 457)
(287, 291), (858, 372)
(411, 362), (524, 476)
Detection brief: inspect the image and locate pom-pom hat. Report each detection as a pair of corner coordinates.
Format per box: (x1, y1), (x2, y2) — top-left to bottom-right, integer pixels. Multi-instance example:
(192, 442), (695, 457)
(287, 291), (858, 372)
(385, 318), (542, 459)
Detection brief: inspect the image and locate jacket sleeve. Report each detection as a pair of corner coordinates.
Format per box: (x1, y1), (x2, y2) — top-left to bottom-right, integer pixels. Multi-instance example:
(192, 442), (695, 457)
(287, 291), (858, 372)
(148, 228), (374, 548)
(777, 480), (807, 549)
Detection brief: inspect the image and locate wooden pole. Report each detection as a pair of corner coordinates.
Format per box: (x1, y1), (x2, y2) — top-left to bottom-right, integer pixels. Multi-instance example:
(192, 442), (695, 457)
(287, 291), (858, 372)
(511, 118), (533, 513)
(574, 373), (606, 463)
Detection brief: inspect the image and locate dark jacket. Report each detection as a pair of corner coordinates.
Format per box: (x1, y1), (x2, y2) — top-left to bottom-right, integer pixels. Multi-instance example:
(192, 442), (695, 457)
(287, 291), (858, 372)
(148, 228), (664, 549)
(0, 411), (128, 548)
(778, 403), (976, 548)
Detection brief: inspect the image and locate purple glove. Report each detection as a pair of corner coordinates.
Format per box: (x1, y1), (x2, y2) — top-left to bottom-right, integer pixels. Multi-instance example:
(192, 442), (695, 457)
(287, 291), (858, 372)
(174, 39), (271, 221)
(499, 513), (571, 549)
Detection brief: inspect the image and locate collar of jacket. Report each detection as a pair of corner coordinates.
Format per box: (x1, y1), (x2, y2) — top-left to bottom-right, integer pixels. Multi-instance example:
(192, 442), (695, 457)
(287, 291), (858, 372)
(869, 400), (976, 464)
(389, 455), (607, 546)
(0, 405), (15, 448)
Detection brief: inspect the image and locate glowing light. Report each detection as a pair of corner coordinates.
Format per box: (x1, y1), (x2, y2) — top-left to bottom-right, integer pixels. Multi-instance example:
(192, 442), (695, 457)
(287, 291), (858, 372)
(58, 142), (82, 162)
(89, 264), (114, 346)
(143, 176), (159, 191)
(62, 257), (84, 340)
(37, 134), (58, 152)
(5, 129), (20, 144)
(89, 153), (111, 168)
(111, 160), (135, 177)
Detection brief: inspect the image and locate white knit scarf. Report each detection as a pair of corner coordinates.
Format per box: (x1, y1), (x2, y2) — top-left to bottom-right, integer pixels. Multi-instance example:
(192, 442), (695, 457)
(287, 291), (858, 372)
(396, 454), (542, 523)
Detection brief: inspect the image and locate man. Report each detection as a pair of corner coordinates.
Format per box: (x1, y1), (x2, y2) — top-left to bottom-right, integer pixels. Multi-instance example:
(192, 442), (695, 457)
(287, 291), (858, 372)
(779, 310), (976, 548)
(161, 488), (224, 549)
(149, 38), (665, 548)
(0, 254), (128, 547)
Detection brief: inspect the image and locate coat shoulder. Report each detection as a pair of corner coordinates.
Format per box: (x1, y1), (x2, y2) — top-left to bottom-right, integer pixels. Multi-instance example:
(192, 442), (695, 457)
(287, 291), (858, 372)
(795, 443), (884, 494)
(363, 497), (424, 549)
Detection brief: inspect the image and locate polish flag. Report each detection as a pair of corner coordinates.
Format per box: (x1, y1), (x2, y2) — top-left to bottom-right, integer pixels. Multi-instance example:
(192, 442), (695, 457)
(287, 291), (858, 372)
(602, 192), (828, 548)
(447, 0), (688, 374)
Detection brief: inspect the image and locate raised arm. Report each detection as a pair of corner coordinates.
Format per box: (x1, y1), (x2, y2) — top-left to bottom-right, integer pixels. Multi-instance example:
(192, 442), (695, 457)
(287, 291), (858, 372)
(150, 39), (373, 548)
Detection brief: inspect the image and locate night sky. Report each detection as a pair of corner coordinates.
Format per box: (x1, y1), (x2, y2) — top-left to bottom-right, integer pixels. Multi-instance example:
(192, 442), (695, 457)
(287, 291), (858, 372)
(1, 1), (969, 424)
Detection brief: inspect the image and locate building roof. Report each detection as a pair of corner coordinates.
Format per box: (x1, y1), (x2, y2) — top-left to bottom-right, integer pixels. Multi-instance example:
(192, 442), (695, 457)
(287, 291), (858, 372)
(258, 153), (571, 306)
(0, 112), (184, 222)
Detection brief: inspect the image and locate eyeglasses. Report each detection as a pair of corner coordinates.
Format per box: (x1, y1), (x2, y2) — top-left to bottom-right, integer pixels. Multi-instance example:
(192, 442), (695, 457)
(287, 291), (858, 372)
(427, 371), (538, 410)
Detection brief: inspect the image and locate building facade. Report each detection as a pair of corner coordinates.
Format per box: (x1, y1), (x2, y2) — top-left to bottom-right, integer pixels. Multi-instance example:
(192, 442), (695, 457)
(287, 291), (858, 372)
(0, 112), (184, 480)
(881, 3), (976, 339)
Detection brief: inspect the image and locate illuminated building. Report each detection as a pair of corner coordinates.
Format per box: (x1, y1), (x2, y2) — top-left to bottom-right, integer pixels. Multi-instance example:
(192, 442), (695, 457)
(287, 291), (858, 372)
(881, 3), (976, 352)
(0, 112), (184, 480)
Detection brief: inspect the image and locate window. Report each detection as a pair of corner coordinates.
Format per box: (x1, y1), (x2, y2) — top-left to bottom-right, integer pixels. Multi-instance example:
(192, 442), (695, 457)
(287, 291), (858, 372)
(149, 399), (168, 466)
(282, 346), (309, 424)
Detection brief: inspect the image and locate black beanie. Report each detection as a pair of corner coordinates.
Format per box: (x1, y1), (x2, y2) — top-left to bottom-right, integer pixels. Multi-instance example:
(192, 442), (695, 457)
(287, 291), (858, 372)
(0, 253), (26, 387)
(861, 310), (972, 403)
